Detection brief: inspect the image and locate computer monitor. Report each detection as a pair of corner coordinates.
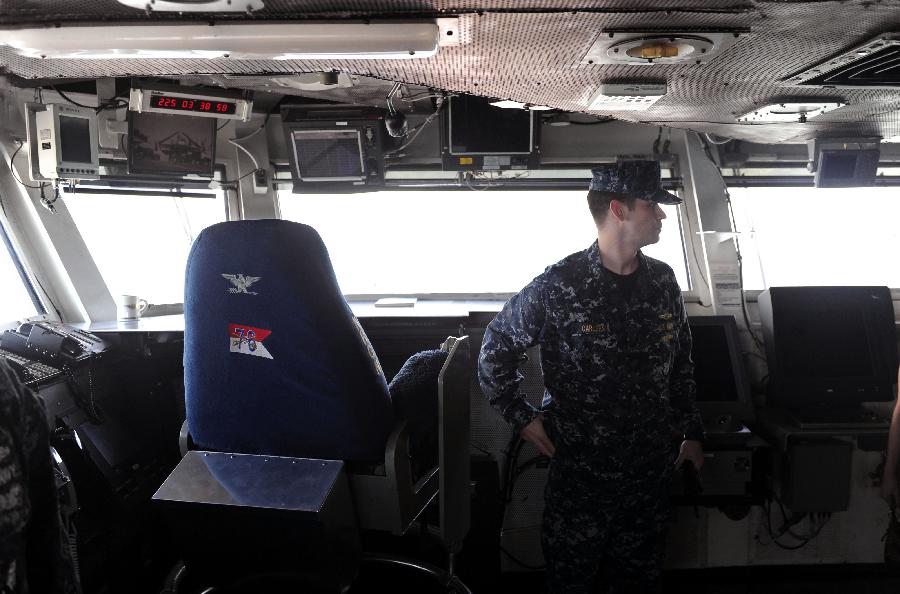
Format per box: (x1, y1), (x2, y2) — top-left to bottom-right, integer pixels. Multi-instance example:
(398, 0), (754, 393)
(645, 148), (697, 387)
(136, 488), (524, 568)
(441, 94), (541, 171)
(808, 138), (880, 188)
(815, 148), (880, 187)
(759, 286), (898, 409)
(281, 104), (385, 193)
(32, 103), (100, 179)
(290, 129), (366, 182)
(688, 315), (755, 426)
(127, 111), (217, 178)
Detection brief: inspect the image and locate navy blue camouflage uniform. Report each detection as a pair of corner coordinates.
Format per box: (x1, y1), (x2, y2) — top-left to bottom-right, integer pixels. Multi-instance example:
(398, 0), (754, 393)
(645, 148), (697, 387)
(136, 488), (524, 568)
(479, 161), (703, 593)
(0, 360), (80, 594)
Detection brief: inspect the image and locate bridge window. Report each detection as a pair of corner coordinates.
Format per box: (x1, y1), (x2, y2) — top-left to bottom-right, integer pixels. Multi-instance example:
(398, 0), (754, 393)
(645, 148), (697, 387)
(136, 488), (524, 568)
(0, 224), (41, 322)
(278, 189), (689, 296)
(64, 189), (226, 304)
(728, 186), (900, 289)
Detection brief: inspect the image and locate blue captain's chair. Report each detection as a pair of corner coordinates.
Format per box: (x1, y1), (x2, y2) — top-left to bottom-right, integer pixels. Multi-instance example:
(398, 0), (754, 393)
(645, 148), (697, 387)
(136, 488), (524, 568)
(165, 219), (471, 593)
(183, 218), (393, 462)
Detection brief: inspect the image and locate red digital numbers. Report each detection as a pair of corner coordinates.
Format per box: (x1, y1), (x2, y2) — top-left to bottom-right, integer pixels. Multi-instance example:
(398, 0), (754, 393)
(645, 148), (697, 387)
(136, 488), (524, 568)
(150, 93), (236, 116)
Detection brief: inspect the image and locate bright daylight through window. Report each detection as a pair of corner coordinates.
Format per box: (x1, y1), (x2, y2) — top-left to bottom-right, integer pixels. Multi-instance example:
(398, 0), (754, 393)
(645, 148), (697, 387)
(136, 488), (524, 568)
(0, 227), (40, 323)
(728, 187), (900, 289)
(64, 190), (226, 305)
(279, 189), (689, 295)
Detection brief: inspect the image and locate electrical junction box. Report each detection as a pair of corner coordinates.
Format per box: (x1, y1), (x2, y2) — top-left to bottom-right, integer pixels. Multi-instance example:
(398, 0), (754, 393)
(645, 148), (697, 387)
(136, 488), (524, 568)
(780, 439), (853, 513)
(588, 83), (667, 111)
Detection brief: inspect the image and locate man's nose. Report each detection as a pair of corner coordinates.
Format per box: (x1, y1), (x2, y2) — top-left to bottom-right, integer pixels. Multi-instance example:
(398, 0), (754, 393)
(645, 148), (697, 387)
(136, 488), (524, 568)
(655, 204), (666, 219)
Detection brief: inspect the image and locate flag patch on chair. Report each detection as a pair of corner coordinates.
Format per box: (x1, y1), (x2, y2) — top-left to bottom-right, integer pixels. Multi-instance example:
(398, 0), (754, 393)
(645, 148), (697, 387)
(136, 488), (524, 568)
(228, 323), (273, 359)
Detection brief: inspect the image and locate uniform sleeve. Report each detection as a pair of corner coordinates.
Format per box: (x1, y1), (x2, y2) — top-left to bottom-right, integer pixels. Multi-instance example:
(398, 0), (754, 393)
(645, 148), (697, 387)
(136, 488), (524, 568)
(668, 283), (705, 442)
(0, 362), (80, 594)
(478, 278), (546, 434)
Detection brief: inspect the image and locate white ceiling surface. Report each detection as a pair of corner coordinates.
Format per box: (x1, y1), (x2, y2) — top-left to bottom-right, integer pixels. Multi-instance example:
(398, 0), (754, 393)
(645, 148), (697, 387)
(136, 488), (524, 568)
(1, 1), (899, 144)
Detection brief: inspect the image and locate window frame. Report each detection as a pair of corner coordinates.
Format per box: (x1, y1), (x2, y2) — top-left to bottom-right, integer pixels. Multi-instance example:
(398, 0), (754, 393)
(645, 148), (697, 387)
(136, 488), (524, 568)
(0, 218), (45, 317)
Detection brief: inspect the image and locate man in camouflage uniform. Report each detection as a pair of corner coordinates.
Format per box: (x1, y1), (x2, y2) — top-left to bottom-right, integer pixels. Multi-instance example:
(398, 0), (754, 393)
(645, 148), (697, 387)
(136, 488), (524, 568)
(479, 160), (704, 593)
(0, 359), (80, 593)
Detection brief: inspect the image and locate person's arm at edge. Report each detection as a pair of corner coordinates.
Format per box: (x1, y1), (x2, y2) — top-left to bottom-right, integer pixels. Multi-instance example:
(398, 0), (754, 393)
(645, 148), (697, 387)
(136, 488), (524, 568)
(667, 280), (705, 470)
(881, 366), (900, 504)
(478, 278), (555, 457)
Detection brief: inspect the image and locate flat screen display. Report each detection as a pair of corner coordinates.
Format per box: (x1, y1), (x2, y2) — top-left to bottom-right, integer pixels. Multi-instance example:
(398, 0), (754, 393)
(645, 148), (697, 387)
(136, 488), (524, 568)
(448, 95), (534, 155)
(127, 111), (216, 177)
(761, 286), (897, 406)
(781, 304), (872, 379)
(291, 129), (365, 181)
(691, 324), (741, 403)
(59, 115), (92, 163)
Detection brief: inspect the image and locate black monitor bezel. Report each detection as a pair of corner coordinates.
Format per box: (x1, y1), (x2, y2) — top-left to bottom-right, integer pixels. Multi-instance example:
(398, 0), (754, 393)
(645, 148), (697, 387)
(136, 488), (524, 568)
(126, 110), (217, 179)
(289, 127), (367, 182)
(280, 104), (386, 194)
(440, 95), (542, 172)
(760, 286), (898, 409)
(688, 314), (755, 423)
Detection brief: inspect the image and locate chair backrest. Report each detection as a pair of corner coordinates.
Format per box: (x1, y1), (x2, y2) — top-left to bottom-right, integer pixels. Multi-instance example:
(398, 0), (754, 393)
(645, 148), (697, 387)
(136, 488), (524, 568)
(184, 219), (394, 461)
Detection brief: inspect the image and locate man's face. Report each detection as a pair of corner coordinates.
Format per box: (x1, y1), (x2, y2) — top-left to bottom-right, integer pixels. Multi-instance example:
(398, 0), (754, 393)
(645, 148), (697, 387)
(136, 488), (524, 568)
(621, 198), (667, 247)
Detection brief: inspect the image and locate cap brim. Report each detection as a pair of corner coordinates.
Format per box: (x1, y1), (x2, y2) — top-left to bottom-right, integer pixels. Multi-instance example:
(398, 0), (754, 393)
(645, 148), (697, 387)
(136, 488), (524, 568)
(649, 188), (682, 205)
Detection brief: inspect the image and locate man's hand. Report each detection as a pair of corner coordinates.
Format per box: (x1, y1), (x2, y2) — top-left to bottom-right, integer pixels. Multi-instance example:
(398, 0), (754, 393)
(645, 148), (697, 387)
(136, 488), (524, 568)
(521, 415), (555, 458)
(674, 439), (704, 471)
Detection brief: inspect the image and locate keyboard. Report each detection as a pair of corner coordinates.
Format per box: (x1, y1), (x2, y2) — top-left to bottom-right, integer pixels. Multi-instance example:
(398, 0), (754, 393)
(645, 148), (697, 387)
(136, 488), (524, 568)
(0, 349), (64, 387)
(786, 407), (890, 430)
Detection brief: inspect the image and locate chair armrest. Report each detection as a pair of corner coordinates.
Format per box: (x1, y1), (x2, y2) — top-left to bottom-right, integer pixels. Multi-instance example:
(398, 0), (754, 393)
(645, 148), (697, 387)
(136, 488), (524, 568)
(437, 335), (471, 553)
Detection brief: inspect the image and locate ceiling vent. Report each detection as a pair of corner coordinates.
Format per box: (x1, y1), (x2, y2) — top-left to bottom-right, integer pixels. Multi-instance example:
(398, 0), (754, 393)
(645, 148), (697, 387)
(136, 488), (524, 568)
(581, 31), (746, 65)
(737, 101), (845, 123)
(786, 34), (900, 87)
(117, 0), (264, 11)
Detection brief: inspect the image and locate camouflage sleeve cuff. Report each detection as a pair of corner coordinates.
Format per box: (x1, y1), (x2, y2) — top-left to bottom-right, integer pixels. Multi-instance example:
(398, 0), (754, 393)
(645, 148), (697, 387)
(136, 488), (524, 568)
(503, 398), (541, 435)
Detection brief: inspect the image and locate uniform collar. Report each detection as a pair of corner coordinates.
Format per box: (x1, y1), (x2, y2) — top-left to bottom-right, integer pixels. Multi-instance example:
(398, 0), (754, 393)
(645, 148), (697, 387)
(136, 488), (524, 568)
(587, 240), (647, 280)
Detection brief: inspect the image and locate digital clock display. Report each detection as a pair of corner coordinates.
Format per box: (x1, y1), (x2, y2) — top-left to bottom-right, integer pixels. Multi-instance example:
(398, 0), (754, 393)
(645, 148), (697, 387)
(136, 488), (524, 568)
(150, 93), (237, 116)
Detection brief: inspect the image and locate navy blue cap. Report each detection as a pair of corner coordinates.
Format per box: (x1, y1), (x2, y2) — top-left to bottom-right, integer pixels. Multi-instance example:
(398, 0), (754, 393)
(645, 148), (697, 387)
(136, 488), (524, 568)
(589, 160), (682, 205)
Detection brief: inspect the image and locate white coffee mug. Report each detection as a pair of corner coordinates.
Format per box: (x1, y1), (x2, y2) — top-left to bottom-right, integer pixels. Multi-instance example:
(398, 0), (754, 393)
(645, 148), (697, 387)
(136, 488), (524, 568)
(117, 295), (148, 321)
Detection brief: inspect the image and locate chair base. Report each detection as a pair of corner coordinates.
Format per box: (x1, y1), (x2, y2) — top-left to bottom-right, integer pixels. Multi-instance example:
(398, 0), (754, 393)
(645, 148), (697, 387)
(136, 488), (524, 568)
(162, 554), (474, 594)
(362, 552), (473, 594)
(161, 561), (348, 594)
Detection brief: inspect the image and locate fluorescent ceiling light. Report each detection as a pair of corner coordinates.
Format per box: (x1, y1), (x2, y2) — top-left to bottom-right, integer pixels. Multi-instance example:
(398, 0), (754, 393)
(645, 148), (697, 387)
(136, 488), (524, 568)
(489, 100), (553, 110)
(116, 0), (264, 12)
(737, 101), (845, 123)
(490, 100), (527, 109)
(1, 22), (443, 60)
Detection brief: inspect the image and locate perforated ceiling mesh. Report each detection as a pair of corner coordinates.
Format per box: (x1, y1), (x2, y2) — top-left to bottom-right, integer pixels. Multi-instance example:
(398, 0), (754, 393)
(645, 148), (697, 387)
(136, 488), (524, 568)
(2, 0), (900, 143)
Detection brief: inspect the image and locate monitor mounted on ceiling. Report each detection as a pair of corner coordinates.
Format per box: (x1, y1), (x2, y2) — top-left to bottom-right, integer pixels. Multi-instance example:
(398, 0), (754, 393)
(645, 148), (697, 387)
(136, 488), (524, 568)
(441, 94), (541, 172)
(281, 104), (386, 193)
(127, 110), (217, 178)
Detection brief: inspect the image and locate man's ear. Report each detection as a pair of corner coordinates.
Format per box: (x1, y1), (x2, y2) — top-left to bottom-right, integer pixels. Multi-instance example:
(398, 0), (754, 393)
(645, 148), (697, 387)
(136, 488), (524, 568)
(609, 199), (628, 222)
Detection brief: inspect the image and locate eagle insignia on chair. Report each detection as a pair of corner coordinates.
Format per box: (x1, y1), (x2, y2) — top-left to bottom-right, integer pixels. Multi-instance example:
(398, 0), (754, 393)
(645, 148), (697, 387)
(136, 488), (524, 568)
(221, 273), (261, 295)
